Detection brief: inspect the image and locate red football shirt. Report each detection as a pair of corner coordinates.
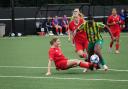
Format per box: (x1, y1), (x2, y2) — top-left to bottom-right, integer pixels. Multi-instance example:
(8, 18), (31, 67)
(69, 18), (87, 41)
(107, 15), (121, 32)
(48, 47), (67, 64)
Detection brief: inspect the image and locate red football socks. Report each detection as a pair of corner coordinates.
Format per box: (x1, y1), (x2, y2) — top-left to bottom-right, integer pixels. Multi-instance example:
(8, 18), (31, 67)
(79, 62), (90, 68)
(116, 43), (119, 50)
(56, 28), (58, 33)
(110, 41), (113, 48)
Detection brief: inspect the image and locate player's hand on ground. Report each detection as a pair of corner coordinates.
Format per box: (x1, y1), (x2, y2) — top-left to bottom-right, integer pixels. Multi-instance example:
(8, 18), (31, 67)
(45, 72), (51, 76)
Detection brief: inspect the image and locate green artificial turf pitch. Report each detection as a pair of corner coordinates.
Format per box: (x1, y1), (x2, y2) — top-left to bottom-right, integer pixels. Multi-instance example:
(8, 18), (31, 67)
(0, 33), (128, 89)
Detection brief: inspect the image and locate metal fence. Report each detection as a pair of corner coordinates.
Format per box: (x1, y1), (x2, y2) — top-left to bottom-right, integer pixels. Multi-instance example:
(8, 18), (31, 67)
(0, 1), (128, 36)
(0, 0), (128, 7)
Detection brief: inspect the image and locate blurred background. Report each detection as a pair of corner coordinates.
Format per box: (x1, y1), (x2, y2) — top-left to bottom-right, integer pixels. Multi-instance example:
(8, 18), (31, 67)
(0, 0), (128, 36)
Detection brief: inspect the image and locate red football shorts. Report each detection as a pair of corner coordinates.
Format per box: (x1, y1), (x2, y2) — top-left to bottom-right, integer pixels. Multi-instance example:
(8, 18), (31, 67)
(74, 40), (88, 52)
(55, 59), (68, 70)
(112, 31), (120, 38)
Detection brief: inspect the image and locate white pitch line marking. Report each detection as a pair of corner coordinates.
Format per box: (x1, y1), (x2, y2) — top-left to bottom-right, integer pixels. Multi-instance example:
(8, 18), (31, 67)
(0, 66), (128, 72)
(0, 75), (128, 82)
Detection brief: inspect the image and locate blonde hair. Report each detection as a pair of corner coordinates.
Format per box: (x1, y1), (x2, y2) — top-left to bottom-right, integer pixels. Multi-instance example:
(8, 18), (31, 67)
(79, 13), (84, 18)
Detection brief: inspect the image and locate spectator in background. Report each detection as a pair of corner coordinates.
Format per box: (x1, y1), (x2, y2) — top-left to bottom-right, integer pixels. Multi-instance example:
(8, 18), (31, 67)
(124, 9), (128, 29)
(36, 21), (45, 36)
(61, 15), (69, 34)
(46, 16), (54, 35)
(120, 9), (126, 21)
(52, 16), (63, 35)
(119, 9), (125, 30)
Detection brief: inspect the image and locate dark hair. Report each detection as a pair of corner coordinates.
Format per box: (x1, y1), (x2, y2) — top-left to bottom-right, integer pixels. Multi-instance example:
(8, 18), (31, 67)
(88, 15), (94, 27)
(50, 37), (59, 45)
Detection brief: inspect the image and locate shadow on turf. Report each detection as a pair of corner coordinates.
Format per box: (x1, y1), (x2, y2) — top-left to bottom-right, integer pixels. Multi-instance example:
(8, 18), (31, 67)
(53, 69), (109, 75)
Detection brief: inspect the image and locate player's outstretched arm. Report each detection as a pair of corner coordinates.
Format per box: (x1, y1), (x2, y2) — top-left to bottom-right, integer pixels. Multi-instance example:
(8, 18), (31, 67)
(105, 25), (114, 41)
(46, 60), (52, 76)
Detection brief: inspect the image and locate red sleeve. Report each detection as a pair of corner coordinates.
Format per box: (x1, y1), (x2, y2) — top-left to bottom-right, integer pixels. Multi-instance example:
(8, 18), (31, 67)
(48, 49), (54, 61)
(107, 16), (112, 23)
(80, 18), (84, 23)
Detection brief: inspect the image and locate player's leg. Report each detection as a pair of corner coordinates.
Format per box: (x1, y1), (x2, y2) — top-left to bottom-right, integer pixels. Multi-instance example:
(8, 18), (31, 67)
(55, 26), (59, 35)
(94, 40), (108, 71)
(83, 42), (97, 72)
(115, 31), (120, 53)
(109, 32), (116, 51)
(84, 40), (89, 53)
(58, 26), (63, 35)
(63, 25), (68, 34)
(65, 25), (68, 33)
(77, 50), (87, 58)
(83, 46), (95, 72)
(94, 44), (105, 65)
(115, 36), (120, 53)
(86, 42), (101, 70)
(66, 59), (79, 68)
(67, 59), (92, 69)
(72, 36), (75, 46)
(86, 42), (94, 62)
(109, 40), (114, 49)
(75, 41), (88, 59)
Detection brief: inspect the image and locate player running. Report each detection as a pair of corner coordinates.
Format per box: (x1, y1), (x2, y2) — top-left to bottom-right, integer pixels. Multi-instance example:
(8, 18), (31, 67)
(107, 8), (123, 54)
(46, 38), (94, 76)
(78, 15), (114, 71)
(68, 8), (88, 59)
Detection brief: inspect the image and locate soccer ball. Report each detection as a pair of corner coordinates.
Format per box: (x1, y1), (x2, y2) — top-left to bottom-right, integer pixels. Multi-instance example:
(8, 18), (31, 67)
(90, 54), (100, 64)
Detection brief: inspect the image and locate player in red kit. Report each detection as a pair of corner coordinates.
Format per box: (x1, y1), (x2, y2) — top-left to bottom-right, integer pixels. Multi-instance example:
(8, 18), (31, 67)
(46, 38), (94, 76)
(68, 8), (88, 59)
(107, 8), (123, 54)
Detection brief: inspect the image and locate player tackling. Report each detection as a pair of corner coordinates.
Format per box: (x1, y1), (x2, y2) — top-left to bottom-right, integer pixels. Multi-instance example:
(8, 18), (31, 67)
(46, 38), (95, 76)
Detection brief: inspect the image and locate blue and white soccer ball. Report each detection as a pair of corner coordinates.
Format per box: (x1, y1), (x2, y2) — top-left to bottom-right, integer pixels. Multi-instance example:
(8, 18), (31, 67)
(90, 54), (100, 64)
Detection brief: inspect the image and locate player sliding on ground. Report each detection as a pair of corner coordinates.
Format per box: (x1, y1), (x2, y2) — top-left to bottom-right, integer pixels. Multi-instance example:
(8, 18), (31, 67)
(78, 15), (114, 71)
(46, 38), (95, 76)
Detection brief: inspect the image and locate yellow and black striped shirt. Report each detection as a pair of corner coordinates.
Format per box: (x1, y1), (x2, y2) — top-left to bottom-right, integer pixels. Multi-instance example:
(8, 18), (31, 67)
(84, 22), (105, 42)
(83, 22), (105, 42)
